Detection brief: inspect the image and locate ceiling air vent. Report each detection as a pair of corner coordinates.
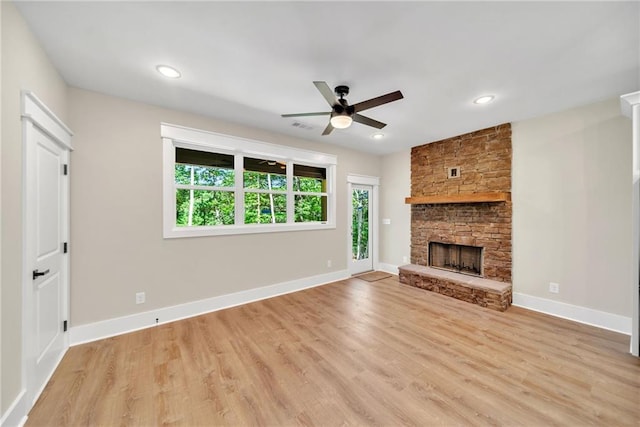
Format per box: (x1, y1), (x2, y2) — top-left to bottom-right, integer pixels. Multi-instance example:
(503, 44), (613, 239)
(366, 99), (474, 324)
(291, 121), (314, 131)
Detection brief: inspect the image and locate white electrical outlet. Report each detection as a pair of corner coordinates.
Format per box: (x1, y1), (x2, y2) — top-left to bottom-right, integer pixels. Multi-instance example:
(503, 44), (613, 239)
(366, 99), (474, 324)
(402, 256), (408, 264)
(327, 260), (332, 268)
(136, 292), (146, 304)
(549, 282), (559, 294)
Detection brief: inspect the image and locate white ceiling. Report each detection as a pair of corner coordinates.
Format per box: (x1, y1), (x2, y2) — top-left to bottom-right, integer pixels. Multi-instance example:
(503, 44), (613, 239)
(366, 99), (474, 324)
(14, 1), (640, 155)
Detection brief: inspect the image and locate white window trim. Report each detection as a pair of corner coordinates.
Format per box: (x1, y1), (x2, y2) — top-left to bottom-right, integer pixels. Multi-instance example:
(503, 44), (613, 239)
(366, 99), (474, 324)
(162, 123), (337, 238)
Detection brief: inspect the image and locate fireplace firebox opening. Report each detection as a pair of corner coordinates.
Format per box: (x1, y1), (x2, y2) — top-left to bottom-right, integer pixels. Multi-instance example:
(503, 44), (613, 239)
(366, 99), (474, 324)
(429, 242), (483, 277)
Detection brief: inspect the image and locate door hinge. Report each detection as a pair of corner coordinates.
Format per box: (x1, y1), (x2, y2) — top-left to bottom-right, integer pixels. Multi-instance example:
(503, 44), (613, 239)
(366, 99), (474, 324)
(63, 320), (68, 332)
(63, 164), (68, 175)
(63, 242), (68, 253)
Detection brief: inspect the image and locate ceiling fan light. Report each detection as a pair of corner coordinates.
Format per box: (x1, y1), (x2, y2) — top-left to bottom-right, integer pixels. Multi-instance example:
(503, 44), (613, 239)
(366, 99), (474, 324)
(330, 114), (353, 129)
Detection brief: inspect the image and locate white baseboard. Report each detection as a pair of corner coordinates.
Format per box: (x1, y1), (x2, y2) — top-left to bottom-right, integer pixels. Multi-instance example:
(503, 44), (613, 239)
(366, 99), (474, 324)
(0, 389), (28, 427)
(377, 262), (399, 275)
(512, 292), (632, 335)
(70, 269), (349, 346)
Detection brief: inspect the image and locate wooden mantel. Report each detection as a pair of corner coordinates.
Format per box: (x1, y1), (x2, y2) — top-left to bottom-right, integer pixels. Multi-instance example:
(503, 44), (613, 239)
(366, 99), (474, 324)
(405, 192), (511, 205)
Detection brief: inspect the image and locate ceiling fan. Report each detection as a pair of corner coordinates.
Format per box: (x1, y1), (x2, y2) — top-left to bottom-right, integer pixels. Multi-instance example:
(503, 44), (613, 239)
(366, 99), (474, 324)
(282, 81), (404, 135)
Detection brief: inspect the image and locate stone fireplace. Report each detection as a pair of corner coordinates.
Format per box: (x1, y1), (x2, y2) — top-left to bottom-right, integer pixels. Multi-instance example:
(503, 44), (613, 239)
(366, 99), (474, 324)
(399, 123), (513, 311)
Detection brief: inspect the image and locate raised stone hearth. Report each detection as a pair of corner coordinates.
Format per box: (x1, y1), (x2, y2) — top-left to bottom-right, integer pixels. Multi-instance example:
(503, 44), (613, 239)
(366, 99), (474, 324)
(398, 264), (512, 312)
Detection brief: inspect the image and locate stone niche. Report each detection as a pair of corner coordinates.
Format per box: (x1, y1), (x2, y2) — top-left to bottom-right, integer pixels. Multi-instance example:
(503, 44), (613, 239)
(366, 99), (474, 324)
(401, 123), (513, 310)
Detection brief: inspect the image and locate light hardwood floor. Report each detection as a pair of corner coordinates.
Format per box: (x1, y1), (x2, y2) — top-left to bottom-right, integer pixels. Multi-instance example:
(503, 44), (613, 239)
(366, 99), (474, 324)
(27, 276), (640, 426)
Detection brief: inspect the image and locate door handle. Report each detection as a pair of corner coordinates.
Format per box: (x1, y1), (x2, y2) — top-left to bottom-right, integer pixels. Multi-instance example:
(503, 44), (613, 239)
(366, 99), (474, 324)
(33, 269), (50, 280)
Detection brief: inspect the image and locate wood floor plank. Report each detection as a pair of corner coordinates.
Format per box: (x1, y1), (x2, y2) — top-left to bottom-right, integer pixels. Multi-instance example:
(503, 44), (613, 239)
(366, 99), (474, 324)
(26, 275), (640, 426)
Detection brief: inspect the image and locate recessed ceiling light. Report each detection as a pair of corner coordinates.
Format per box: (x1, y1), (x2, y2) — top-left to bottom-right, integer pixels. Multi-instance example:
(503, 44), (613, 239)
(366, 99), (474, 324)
(473, 95), (495, 105)
(156, 65), (181, 79)
(371, 132), (385, 140)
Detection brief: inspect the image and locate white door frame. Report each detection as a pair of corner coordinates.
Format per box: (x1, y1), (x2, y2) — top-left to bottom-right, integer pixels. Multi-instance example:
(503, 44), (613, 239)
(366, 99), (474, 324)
(621, 91), (640, 356)
(21, 91), (73, 406)
(347, 174), (379, 274)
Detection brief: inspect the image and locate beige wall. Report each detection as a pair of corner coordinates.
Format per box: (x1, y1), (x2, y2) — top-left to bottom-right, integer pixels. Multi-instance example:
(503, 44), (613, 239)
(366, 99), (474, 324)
(68, 88), (381, 325)
(512, 98), (633, 316)
(1, 1), (69, 414)
(379, 149), (411, 268)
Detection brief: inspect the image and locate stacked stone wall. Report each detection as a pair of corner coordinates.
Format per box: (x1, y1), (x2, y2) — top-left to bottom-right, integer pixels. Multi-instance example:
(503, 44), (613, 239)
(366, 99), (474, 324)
(410, 124), (512, 282)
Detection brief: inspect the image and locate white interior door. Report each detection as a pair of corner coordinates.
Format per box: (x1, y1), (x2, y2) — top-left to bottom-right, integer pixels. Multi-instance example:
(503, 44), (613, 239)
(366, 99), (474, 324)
(23, 92), (72, 405)
(350, 184), (373, 275)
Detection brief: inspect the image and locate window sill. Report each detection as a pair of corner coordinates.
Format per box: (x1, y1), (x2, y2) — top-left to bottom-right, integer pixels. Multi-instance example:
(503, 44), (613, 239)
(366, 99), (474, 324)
(164, 221), (336, 239)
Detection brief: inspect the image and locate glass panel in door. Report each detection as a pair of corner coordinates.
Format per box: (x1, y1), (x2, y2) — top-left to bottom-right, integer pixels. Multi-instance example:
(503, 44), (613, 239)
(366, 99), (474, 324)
(351, 185), (373, 274)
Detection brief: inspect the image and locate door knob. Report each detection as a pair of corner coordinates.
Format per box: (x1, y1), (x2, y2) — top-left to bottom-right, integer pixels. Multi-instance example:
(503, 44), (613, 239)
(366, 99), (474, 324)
(32, 269), (50, 280)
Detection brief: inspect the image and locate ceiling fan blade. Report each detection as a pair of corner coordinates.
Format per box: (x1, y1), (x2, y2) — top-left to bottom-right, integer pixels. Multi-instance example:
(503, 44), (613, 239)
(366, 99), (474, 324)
(352, 90), (404, 113)
(281, 112), (330, 118)
(314, 81), (339, 107)
(322, 122), (334, 136)
(353, 114), (387, 129)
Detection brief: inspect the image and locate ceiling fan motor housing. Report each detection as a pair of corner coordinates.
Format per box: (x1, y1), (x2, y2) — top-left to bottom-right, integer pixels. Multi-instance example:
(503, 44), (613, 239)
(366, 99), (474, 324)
(333, 100), (354, 115)
(334, 85), (350, 98)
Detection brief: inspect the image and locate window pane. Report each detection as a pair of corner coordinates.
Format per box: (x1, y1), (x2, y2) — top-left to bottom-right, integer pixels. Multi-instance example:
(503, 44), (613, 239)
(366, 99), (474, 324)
(176, 189), (234, 226)
(243, 171), (287, 191)
(293, 164), (326, 193)
(244, 193), (287, 224)
(175, 148), (234, 187)
(295, 195), (327, 222)
(352, 189), (370, 260)
(243, 157), (287, 191)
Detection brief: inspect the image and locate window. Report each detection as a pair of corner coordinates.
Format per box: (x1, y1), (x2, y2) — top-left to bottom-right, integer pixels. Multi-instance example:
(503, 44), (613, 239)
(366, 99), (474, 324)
(162, 123), (336, 238)
(243, 157), (287, 224)
(294, 164), (327, 223)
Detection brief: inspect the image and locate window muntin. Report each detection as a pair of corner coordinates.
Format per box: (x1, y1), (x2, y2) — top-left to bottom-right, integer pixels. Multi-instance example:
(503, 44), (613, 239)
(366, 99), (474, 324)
(162, 124), (336, 237)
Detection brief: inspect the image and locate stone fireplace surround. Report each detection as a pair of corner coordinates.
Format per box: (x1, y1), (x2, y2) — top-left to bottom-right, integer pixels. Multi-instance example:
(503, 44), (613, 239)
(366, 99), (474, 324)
(412, 201), (511, 282)
(399, 124), (513, 311)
